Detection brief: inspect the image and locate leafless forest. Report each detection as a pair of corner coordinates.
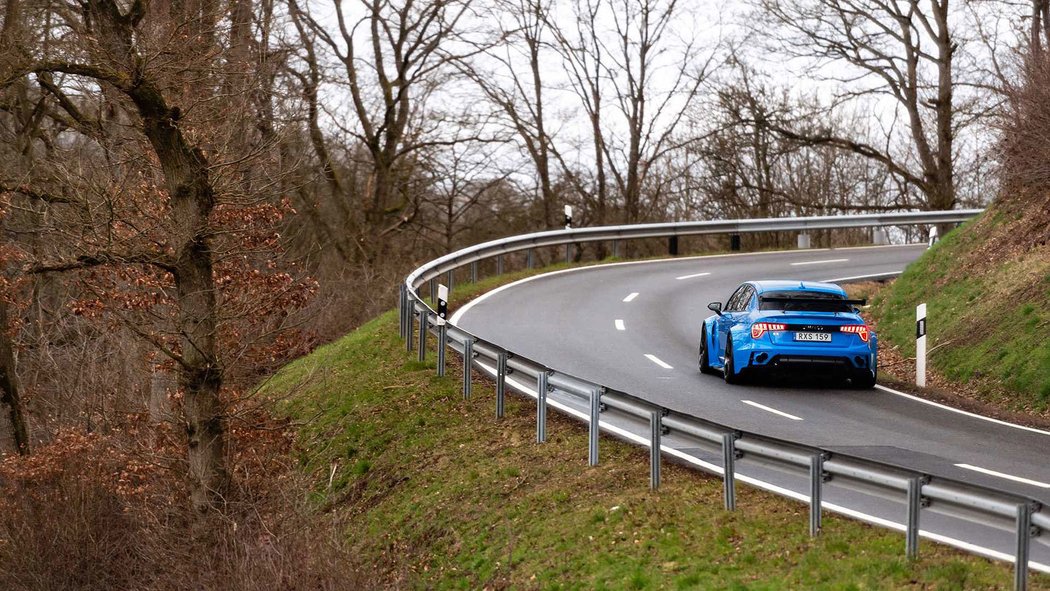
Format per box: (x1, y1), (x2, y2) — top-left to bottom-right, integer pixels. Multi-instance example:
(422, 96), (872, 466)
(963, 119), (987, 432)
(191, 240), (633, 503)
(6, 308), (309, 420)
(0, 0), (1047, 586)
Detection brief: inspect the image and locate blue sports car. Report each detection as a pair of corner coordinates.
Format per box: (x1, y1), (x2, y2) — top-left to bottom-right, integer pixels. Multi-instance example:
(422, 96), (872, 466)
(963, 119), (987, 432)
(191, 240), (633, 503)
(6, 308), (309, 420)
(698, 280), (877, 389)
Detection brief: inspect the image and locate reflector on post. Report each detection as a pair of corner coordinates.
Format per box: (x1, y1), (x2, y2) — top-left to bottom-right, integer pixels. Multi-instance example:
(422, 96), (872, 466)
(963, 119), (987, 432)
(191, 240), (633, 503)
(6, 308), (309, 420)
(564, 204), (573, 230)
(436, 284), (449, 326)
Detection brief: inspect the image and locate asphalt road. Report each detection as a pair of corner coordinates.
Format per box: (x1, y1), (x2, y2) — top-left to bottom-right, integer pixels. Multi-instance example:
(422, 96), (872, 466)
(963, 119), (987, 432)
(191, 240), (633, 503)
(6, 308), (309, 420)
(452, 244), (1050, 566)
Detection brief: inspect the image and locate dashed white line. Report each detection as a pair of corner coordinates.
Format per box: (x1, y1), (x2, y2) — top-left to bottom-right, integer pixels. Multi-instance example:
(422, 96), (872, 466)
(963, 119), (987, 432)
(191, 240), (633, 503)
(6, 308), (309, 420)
(790, 258), (850, 266)
(644, 354), (673, 369)
(742, 400), (804, 421)
(623, 292), (639, 302)
(675, 271), (711, 280)
(615, 319), (626, 331)
(955, 464), (1050, 489)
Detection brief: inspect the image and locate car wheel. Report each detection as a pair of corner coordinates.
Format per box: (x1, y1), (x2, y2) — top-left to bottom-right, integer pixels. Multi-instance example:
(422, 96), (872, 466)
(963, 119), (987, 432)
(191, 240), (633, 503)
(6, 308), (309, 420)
(723, 336), (742, 385)
(699, 324), (714, 374)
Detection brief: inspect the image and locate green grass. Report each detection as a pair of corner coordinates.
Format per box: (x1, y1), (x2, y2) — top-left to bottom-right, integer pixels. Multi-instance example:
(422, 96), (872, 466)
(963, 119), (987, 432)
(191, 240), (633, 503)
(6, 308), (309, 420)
(260, 264), (1047, 589)
(872, 213), (1050, 411)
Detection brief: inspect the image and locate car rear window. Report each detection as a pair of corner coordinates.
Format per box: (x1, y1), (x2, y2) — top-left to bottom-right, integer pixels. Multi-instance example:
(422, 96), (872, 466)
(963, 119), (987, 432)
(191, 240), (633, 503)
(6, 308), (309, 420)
(758, 290), (852, 312)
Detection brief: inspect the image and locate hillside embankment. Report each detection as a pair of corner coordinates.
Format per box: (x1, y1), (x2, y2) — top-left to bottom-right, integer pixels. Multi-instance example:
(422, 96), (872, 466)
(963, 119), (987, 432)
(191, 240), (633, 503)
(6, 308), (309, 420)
(867, 193), (1050, 418)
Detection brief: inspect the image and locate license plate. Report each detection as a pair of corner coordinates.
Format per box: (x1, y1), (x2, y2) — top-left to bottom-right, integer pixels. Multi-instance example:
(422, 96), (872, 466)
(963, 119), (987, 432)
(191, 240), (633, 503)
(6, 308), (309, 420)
(794, 332), (831, 342)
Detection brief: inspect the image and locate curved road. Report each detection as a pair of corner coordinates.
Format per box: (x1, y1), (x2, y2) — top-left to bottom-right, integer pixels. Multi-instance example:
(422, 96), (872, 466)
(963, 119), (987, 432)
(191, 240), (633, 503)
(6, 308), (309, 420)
(453, 244), (1050, 566)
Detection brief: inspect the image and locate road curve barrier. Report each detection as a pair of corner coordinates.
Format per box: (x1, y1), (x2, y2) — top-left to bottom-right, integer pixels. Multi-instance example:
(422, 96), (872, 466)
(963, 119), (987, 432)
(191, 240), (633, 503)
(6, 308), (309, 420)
(398, 210), (1048, 590)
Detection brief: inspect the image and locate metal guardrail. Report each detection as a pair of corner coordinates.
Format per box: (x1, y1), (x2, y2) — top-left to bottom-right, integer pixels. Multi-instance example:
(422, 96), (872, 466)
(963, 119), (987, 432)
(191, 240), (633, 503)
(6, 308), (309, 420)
(397, 210), (1047, 590)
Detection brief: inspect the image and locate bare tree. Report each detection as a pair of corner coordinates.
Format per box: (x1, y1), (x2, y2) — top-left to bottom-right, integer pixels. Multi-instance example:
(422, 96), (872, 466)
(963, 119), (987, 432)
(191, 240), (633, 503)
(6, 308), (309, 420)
(458, 0), (560, 229)
(0, 0), (303, 513)
(289, 0), (475, 262)
(549, 0), (717, 232)
(414, 141), (513, 252)
(692, 66), (910, 220)
(757, 0), (960, 223)
(1033, 0), (1050, 53)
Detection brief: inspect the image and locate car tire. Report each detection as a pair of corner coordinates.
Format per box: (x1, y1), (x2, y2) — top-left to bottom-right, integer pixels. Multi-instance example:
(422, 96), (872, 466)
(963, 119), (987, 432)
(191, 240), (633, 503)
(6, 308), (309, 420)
(699, 324), (715, 374)
(723, 336), (742, 385)
(851, 368), (877, 389)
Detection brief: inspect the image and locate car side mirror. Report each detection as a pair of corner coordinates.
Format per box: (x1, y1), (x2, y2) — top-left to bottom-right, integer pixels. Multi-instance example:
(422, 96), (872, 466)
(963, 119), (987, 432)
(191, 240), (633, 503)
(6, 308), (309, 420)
(707, 302), (723, 316)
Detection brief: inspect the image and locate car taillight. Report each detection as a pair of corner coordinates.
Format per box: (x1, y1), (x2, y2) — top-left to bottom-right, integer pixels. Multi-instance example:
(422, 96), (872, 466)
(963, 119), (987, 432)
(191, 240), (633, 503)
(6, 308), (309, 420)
(841, 324), (870, 342)
(751, 322), (787, 339)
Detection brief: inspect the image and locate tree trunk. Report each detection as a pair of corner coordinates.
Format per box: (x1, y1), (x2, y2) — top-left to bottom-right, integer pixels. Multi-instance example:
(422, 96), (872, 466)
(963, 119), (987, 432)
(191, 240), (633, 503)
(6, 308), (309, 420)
(0, 300), (29, 455)
(129, 80), (228, 514)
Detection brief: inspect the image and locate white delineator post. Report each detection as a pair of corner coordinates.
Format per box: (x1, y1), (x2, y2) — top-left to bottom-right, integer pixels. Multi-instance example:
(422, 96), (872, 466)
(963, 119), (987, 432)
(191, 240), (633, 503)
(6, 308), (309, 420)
(916, 303), (927, 387)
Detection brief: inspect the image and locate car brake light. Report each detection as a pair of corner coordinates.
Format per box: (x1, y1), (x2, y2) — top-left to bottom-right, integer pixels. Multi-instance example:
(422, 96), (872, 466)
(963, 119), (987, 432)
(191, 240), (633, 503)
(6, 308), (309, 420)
(841, 324), (870, 342)
(751, 322), (787, 339)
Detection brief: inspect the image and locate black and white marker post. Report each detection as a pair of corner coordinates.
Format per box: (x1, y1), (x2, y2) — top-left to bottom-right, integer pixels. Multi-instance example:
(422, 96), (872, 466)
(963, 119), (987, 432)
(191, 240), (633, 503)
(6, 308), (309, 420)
(564, 204), (573, 263)
(916, 303), (927, 387)
(436, 284), (449, 377)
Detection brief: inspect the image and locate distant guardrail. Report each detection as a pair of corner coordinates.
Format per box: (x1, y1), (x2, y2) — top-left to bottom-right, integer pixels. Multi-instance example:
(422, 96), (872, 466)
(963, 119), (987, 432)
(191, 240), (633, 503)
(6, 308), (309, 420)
(398, 209), (1046, 590)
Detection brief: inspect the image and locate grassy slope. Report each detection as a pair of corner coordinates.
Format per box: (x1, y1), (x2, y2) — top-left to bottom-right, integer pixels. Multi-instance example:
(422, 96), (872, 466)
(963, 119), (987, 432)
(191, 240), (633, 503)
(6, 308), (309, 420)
(873, 205), (1050, 412)
(260, 269), (1045, 590)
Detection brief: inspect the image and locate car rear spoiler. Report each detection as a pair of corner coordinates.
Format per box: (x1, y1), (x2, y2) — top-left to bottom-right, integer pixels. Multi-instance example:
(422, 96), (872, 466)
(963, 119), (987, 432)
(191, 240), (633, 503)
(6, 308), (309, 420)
(759, 296), (867, 306)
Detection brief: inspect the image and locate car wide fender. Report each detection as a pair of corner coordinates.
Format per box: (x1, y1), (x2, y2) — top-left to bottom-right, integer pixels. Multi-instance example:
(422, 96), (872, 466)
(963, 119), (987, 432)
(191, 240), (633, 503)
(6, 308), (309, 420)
(726, 323), (756, 369)
(700, 315), (717, 351)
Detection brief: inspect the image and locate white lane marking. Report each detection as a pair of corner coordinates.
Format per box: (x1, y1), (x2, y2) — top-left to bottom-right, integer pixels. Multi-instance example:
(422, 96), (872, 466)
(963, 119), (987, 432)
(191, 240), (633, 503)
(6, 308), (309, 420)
(874, 385), (1050, 437)
(790, 258), (850, 266)
(675, 271), (711, 280)
(955, 464), (1050, 489)
(479, 361), (1050, 575)
(645, 354), (673, 369)
(615, 319), (626, 331)
(623, 292), (639, 302)
(742, 400), (803, 421)
(823, 271), (901, 283)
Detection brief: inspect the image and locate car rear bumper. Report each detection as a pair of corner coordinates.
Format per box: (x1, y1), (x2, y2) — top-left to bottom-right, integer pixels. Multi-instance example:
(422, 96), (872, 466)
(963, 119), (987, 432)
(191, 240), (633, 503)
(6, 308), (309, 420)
(739, 342), (877, 376)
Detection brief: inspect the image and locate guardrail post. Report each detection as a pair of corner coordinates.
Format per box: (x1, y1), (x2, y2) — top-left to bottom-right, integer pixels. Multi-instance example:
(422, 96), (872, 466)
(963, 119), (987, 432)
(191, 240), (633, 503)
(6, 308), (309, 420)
(565, 243), (572, 264)
(418, 310), (428, 362)
(668, 235), (678, 256)
(730, 234), (741, 251)
(874, 228), (889, 245)
(429, 278), (436, 304)
(527, 249), (534, 269)
(398, 284), (407, 339)
(588, 388), (601, 466)
(445, 271), (453, 294)
(809, 454), (824, 536)
(650, 410), (662, 490)
(436, 324), (447, 377)
(722, 433), (738, 511)
(496, 350), (507, 419)
(536, 371), (548, 443)
(612, 240), (620, 258)
(470, 261), (478, 283)
(1016, 503), (1031, 591)
(406, 306), (415, 352)
(496, 255), (504, 275)
(462, 339), (474, 400)
(906, 477), (922, 559)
